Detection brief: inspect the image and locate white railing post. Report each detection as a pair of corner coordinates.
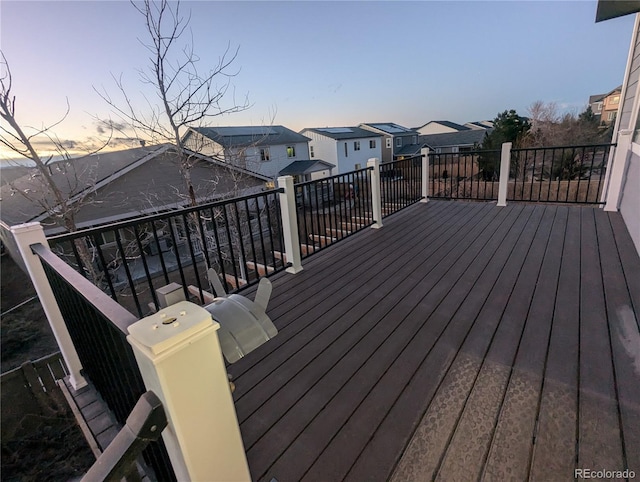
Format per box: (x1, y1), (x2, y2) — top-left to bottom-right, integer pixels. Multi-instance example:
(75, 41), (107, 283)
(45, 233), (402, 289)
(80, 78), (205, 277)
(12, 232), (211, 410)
(10, 222), (87, 389)
(497, 142), (512, 207)
(367, 158), (384, 229)
(603, 130), (632, 211)
(421, 147), (430, 203)
(277, 176), (303, 273)
(127, 301), (251, 482)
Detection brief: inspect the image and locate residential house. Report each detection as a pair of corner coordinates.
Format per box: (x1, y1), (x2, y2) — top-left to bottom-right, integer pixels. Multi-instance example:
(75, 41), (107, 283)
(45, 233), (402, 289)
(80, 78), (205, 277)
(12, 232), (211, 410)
(415, 120), (470, 135)
(299, 127), (383, 174)
(182, 126), (314, 180)
(0, 144), (269, 239)
(597, 5), (640, 255)
(359, 123), (421, 161)
(464, 120), (494, 130)
(420, 128), (490, 154)
(589, 85), (623, 124)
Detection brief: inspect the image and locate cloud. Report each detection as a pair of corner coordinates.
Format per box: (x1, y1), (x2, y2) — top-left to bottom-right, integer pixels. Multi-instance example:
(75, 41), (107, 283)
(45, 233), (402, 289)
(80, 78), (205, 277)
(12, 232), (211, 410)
(95, 120), (129, 135)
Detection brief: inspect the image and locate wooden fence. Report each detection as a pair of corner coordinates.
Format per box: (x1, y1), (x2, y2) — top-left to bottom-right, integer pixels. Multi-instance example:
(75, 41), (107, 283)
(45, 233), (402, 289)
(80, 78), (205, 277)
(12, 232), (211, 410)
(1, 351), (69, 442)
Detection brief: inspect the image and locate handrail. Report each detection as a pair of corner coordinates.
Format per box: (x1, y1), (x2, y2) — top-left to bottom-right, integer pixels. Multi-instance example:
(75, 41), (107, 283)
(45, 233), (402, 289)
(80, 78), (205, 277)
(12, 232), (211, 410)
(49, 188), (284, 242)
(81, 391), (167, 482)
(31, 243), (137, 334)
(294, 166), (373, 188)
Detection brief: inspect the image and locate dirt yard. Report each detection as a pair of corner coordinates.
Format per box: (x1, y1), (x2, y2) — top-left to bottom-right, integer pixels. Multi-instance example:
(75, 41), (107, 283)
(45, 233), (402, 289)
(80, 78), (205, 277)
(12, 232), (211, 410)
(1, 254), (95, 480)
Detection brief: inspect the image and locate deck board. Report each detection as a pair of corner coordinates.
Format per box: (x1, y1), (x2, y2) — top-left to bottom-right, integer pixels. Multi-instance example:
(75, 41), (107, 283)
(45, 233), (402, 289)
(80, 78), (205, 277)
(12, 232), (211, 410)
(229, 200), (640, 482)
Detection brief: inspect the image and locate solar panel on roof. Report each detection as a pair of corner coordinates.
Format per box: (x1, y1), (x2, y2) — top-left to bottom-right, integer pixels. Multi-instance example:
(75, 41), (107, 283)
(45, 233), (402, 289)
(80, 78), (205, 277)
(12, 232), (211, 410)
(319, 128), (354, 134)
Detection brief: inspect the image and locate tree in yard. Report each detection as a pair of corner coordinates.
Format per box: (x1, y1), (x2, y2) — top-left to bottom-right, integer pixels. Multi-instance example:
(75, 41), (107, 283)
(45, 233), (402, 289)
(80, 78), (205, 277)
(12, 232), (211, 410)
(0, 52), (114, 281)
(96, 0), (250, 208)
(477, 109), (531, 180)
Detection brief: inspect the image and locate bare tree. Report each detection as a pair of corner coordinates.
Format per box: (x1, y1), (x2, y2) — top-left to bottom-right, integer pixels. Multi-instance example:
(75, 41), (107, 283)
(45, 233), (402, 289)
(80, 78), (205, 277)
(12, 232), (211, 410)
(96, 0), (250, 207)
(0, 51), (116, 281)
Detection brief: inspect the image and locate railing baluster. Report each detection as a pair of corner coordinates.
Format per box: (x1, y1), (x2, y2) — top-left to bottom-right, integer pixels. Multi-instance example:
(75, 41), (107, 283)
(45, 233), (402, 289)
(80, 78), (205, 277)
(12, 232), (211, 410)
(150, 221), (170, 285)
(132, 224), (159, 310)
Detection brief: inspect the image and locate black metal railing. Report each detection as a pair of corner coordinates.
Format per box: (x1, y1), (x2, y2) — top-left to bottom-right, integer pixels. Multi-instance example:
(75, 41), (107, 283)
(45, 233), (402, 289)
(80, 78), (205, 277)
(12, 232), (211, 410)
(32, 243), (176, 482)
(380, 155), (424, 216)
(47, 190), (286, 318)
(295, 167), (374, 259)
(509, 144), (612, 204)
(429, 149), (501, 201)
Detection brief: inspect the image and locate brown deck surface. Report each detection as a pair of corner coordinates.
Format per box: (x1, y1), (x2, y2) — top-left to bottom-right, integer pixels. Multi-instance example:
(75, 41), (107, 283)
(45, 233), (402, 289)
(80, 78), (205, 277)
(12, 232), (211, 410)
(229, 200), (640, 482)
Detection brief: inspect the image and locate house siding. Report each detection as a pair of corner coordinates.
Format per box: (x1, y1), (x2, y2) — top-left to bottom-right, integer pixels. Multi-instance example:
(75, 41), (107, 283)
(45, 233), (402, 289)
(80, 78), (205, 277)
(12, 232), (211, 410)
(417, 124), (459, 135)
(620, 22), (640, 130)
(303, 131), (382, 173)
(619, 149), (640, 253)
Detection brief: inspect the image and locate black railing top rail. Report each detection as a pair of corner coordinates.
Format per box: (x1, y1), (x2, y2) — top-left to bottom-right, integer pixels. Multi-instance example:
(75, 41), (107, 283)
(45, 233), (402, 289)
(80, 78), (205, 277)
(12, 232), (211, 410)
(32, 242), (138, 334)
(294, 166), (374, 188)
(48, 188), (285, 242)
(382, 154), (424, 165)
(511, 143), (616, 152)
(428, 149), (501, 155)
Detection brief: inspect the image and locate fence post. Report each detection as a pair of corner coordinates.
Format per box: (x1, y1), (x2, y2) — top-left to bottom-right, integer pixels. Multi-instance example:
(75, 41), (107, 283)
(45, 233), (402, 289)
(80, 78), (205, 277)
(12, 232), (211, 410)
(497, 142), (512, 207)
(277, 176), (303, 273)
(9, 222), (87, 390)
(127, 301), (251, 482)
(421, 147), (430, 203)
(603, 130), (632, 211)
(367, 158), (384, 228)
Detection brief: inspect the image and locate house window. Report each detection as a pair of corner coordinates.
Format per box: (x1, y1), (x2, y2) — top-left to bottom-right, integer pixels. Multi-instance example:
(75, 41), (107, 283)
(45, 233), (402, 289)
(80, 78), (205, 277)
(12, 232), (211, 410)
(396, 137), (402, 148)
(260, 148), (270, 161)
(354, 141), (361, 151)
(594, 102), (603, 113)
(344, 142), (348, 157)
(611, 95), (620, 104)
(369, 139), (376, 149)
(386, 138), (392, 149)
(287, 146), (296, 158)
(100, 231), (116, 246)
(310, 145), (315, 158)
(607, 111), (617, 121)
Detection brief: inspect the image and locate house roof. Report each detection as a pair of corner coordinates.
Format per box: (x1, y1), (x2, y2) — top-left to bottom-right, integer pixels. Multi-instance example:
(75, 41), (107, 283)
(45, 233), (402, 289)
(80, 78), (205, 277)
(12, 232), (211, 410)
(420, 129), (490, 149)
(279, 160), (335, 176)
(187, 126), (310, 148)
(395, 144), (424, 157)
(464, 120), (494, 130)
(359, 123), (418, 136)
(589, 94), (606, 104)
(301, 127), (381, 140)
(596, 0), (640, 22)
(417, 121), (470, 132)
(0, 144), (269, 230)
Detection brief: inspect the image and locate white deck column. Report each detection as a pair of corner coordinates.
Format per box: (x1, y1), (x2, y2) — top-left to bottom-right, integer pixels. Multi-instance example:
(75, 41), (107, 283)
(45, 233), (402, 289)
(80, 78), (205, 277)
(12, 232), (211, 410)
(277, 176), (303, 273)
(497, 142), (512, 207)
(127, 301), (251, 481)
(421, 147), (430, 203)
(368, 158), (384, 228)
(604, 130), (632, 211)
(10, 222), (87, 389)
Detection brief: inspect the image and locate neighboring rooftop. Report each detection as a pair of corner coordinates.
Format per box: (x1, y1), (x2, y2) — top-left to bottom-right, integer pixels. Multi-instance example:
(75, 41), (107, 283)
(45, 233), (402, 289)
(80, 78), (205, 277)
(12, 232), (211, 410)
(416, 120), (470, 132)
(278, 160), (335, 177)
(301, 127), (381, 140)
(187, 126), (310, 148)
(420, 129), (490, 149)
(359, 123), (418, 135)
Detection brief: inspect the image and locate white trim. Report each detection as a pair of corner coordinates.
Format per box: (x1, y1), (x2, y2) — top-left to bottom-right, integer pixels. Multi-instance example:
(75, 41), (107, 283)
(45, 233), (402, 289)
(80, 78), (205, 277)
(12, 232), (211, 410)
(601, 13), (640, 204)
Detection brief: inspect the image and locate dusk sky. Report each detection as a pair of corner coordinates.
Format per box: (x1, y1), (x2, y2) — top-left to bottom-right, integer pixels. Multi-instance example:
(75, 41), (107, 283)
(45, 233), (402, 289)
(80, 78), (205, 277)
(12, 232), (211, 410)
(0, 1), (635, 161)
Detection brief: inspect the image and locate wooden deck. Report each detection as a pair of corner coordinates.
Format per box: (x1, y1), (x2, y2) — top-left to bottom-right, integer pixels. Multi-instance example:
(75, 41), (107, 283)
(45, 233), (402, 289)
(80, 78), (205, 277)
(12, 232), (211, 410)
(229, 200), (640, 482)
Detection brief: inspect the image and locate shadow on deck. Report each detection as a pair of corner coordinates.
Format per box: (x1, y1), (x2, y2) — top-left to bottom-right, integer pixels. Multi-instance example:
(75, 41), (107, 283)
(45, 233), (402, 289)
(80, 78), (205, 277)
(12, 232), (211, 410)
(230, 200), (640, 481)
